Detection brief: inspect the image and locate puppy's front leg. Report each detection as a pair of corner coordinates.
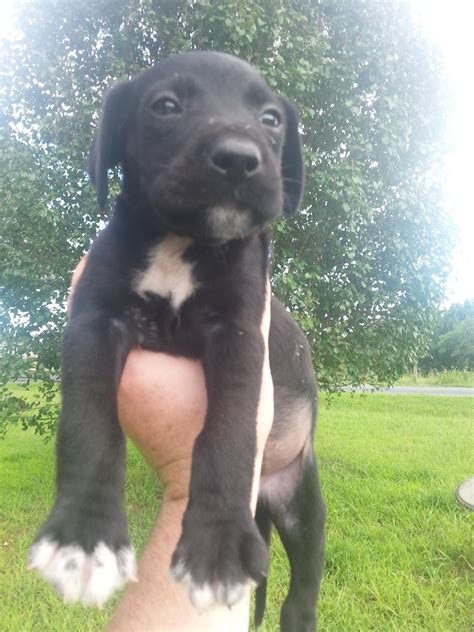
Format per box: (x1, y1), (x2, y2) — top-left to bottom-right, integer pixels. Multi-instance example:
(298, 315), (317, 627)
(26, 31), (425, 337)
(171, 298), (271, 609)
(29, 312), (137, 607)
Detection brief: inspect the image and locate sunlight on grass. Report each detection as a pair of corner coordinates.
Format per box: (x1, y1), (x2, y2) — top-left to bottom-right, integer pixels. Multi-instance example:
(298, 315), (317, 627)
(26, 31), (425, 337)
(0, 394), (472, 631)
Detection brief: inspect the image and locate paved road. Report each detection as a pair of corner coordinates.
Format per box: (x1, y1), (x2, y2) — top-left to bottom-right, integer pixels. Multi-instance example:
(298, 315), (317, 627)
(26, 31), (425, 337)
(343, 385), (474, 397)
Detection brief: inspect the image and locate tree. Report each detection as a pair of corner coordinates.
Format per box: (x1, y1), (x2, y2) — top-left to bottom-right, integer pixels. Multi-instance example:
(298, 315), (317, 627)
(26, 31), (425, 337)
(420, 300), (474, 371)
(0, 0), (452, 438)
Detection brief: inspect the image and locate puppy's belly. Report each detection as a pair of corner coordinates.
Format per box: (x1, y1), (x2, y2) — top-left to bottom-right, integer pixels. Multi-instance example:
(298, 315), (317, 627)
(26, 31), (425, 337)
(259, 430), (313, 519)
(261, 388), (312, 476)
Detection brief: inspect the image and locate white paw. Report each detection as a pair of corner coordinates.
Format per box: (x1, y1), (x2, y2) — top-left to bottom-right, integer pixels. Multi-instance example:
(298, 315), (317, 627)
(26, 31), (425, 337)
(28, 538), (137, 607)
(169, 560), (254, 610)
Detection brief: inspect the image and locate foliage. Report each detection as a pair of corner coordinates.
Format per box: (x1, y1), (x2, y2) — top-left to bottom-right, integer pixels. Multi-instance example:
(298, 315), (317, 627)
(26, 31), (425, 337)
(396, 369), (474, 388)
(0, 0), (452, 436)
(419, 300), (474, 371)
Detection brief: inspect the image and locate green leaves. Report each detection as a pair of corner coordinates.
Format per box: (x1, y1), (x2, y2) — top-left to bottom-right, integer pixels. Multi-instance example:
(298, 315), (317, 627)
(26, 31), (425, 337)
(0, 0), (452, 437)
(420, 301), (474, 372)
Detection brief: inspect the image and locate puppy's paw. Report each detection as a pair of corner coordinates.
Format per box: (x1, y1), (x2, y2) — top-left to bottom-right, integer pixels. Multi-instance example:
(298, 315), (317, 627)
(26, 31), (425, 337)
(28, 538), (137, 607)
(170, 509), (268, 610)
(170, 563), (253, 610)
(29, 506), (136, 607)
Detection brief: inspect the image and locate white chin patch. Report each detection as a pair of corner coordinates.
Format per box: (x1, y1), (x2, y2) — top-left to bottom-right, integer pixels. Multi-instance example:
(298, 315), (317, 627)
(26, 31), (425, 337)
(28, 539), (137, 608)
(170, 561), (254, 610)
(207, 206), (253, 241)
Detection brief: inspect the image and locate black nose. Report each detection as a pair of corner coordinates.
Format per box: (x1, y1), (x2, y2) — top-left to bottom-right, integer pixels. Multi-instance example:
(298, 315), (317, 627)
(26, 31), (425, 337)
(209, 138), (262, 179)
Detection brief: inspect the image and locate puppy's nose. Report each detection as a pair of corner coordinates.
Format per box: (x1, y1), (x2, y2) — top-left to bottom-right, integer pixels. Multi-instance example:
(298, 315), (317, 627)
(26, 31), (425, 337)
(209, 138), (261, 179)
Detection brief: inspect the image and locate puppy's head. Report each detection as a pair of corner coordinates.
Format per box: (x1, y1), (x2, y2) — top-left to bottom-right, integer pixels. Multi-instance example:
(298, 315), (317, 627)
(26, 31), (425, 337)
(89, 51), (304, 242)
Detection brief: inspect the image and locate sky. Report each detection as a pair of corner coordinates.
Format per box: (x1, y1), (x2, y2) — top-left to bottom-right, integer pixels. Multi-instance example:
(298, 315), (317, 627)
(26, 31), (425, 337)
(410, 0), (474, 304)
(0, 0), (472, 304)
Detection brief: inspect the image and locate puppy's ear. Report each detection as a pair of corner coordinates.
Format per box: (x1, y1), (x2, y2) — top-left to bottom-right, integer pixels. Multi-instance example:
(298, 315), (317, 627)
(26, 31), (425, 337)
(280, 97), (305, 216)
(88, 80), (133, 209)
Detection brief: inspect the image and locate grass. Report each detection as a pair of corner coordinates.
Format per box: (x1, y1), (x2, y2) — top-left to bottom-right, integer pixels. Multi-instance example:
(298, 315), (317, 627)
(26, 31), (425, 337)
(395, 369), (474, 388)
(0, 428), (159, 631)
(0, 394), (472, 631)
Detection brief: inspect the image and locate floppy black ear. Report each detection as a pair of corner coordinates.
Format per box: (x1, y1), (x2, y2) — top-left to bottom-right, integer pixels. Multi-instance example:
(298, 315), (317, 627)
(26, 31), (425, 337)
(88, 80), (133, 209)
(280, 97), (305, 216)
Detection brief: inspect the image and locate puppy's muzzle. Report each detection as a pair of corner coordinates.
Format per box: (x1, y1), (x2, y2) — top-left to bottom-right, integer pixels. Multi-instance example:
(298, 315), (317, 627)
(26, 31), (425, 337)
(207, 137), (262, 182)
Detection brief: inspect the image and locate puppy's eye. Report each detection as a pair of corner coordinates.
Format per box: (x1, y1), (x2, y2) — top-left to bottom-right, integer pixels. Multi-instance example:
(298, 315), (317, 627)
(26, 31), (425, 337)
(260, 109), (281, 128)
(151, 97), (181, 116)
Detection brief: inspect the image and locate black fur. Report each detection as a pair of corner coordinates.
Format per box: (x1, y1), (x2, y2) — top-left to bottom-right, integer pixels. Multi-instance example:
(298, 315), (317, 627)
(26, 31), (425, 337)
(31, 51), (325, 627)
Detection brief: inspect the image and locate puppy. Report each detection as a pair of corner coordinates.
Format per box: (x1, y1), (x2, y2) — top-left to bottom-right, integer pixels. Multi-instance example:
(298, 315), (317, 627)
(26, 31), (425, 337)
(29, 51), (325, 631)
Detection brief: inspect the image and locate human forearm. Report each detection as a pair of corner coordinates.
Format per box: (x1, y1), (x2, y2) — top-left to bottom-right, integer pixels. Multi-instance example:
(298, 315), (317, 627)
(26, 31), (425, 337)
(107, 497), (250, 632)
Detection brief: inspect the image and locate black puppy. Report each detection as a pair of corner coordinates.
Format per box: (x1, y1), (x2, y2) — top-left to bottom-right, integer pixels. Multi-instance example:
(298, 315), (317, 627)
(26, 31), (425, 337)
(29, 51), (326, 630)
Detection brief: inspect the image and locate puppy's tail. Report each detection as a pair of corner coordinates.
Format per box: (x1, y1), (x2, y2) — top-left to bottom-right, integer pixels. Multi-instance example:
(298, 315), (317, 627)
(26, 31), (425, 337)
(254, 503), (272, 628)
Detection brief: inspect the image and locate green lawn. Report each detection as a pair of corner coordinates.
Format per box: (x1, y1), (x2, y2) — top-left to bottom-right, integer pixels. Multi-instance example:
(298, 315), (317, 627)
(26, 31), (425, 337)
(1, 394), (472, 631)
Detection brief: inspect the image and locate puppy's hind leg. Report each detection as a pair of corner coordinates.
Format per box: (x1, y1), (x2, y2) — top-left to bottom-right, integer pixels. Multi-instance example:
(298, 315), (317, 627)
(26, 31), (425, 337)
(260, 440), (326, 632)
(254, 502), (272, 628)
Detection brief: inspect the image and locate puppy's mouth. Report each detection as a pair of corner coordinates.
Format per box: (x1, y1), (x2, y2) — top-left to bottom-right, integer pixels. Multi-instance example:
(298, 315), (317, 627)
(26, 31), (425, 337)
(148, 165), (283, 242)
(156, 203), (260, 244)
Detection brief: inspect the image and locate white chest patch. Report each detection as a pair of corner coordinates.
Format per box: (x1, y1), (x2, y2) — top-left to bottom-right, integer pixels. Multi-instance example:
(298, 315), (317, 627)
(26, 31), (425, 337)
(133, 235), (196, 310)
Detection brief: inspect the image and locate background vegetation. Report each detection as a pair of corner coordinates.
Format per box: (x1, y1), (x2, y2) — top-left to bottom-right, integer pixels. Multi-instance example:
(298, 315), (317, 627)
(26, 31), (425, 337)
(396, 369), (474, 388)
(419, 299), (474, 372)
(1, 0), (453, 437)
